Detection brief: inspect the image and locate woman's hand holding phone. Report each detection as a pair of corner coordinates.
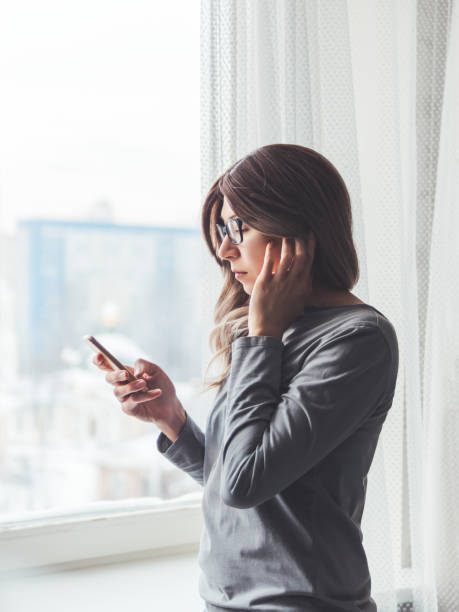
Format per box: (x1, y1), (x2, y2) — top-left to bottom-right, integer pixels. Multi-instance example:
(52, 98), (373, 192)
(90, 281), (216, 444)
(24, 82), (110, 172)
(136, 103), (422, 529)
(92, 352), (187, 443)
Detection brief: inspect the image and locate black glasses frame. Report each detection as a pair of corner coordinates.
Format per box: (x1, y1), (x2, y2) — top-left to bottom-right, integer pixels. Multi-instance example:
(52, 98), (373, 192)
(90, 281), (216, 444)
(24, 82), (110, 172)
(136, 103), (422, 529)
(216, 218), (244, 245)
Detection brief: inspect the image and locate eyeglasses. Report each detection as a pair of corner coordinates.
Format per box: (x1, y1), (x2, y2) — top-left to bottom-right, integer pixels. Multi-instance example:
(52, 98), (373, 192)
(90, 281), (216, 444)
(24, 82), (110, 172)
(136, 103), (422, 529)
(216, 218), (244, 245)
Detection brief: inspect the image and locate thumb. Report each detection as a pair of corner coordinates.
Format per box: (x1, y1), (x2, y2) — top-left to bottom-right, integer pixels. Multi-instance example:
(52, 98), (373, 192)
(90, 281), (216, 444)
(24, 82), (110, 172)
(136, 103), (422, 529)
(133, 358), (158, 377)
(133, 358), (148, 377)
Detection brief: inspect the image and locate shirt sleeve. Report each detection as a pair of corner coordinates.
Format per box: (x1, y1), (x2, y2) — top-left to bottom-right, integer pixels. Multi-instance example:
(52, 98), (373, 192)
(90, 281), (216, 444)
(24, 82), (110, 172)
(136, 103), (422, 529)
(156, 411), (205, 487)
(220, 325), (394, 509)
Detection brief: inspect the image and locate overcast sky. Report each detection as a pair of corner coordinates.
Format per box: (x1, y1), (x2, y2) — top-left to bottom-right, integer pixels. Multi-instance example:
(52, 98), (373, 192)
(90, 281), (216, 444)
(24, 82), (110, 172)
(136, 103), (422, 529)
(0, 1), (200, 234)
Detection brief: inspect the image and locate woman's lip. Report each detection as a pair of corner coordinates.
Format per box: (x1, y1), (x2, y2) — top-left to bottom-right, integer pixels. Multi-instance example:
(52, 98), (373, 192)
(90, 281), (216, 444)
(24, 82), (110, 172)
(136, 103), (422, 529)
(235, 272), (247, 277)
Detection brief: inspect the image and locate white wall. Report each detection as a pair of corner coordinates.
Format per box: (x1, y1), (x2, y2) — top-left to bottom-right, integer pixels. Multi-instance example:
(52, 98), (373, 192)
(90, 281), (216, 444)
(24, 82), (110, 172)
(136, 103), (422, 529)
(0, 550), (204, 612)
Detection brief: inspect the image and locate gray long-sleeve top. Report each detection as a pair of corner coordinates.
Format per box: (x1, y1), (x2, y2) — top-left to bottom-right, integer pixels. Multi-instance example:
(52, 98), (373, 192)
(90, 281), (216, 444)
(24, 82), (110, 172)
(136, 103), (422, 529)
(156, 304), (399, 612)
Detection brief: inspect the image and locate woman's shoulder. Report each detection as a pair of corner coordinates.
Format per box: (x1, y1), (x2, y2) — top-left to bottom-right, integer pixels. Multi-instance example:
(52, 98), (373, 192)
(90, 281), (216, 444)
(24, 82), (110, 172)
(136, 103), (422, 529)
(343, 303), (398, 351)
(284, 302), (399, 358)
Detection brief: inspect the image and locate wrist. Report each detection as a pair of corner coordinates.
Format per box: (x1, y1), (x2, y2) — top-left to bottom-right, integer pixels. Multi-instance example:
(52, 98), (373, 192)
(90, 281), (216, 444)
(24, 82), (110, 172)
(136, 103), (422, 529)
(158, 399), (187, 444)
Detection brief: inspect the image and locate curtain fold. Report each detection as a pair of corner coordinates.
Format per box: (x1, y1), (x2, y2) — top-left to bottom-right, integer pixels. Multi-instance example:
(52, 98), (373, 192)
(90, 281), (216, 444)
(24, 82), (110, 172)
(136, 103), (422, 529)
(200, 1), (457, 610)
(418, 1), (459, 609)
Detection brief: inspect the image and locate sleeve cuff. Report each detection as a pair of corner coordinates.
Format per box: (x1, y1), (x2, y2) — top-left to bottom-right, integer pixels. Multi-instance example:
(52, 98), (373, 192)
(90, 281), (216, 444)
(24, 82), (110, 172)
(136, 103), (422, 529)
(156, 411), (204, 461)
(231, 335), (284, 352)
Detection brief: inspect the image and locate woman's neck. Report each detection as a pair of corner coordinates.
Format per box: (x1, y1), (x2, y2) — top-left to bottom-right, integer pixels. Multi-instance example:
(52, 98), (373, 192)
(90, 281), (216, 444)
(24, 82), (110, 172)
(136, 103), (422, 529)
(304, 281), (364, 308)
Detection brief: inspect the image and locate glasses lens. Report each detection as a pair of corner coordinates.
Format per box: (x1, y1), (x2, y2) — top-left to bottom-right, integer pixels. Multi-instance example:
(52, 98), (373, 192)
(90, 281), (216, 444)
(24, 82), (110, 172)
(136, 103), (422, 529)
(227, 218), (241, 243)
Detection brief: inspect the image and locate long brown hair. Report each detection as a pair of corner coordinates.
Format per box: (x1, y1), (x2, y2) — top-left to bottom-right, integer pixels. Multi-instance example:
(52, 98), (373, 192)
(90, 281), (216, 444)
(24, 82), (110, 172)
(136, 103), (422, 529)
(200, 143), (359, 394)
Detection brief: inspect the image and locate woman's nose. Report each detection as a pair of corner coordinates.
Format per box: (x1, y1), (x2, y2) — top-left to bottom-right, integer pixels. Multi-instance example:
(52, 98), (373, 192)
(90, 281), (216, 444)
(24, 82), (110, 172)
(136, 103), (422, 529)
(218, 235), (239, 259)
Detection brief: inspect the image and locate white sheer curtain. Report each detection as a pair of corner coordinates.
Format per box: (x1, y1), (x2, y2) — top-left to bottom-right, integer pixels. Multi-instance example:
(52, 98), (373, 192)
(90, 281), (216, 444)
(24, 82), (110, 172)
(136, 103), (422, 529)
(420, 1), (459, 609)
(199, 1), (457, 610)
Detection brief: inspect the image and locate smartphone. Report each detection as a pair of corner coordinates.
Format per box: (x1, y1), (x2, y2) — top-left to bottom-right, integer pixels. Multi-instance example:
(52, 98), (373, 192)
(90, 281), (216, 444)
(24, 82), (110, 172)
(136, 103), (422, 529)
(83, 335), (139, 383)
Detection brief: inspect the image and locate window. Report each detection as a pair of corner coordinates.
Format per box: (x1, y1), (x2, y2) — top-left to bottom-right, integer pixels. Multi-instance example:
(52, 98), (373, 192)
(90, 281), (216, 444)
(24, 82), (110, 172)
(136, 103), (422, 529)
(0, 1), (204, 543)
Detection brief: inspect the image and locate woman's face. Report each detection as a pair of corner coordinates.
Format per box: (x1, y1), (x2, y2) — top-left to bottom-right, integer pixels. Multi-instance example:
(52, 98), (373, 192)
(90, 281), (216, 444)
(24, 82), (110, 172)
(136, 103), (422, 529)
(216, 197), (283, 294)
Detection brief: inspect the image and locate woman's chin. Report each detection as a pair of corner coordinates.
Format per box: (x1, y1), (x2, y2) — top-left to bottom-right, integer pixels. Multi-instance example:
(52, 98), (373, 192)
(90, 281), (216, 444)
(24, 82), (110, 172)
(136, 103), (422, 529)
(237, 277), (251, 293)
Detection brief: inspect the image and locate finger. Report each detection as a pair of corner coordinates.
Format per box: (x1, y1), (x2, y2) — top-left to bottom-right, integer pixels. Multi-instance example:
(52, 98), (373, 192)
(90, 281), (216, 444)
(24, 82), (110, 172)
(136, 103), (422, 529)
(133, 358), (159, 378)
(120, 388), (163, 412)
(128, 388), (163, 404)
(115, 378), (148, 400)
(288, 238), (299, 272)
(284, 238), (302, 277)
(292, 237), (314, 283)
(278, 237), (294, 274)
(293, 237), (306, 263)
(294, 237), (304, 256)
(261, 241), (274, 279)
(93, 353), (113, 371)
(106, 369), (130, 384)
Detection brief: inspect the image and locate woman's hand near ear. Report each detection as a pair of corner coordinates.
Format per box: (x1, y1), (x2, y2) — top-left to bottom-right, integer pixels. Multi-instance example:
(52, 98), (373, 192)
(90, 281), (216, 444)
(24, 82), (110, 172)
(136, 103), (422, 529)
(249, 235), (316, 338)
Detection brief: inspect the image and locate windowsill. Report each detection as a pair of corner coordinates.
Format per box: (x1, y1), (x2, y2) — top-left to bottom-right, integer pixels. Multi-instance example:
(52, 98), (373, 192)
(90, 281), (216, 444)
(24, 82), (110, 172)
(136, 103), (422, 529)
(0, 492), (203, 576)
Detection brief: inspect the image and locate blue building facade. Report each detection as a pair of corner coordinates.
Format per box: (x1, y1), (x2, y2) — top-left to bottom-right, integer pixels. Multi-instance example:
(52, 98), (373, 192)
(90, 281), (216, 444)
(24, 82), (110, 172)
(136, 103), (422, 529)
(17, 219), (203, 381)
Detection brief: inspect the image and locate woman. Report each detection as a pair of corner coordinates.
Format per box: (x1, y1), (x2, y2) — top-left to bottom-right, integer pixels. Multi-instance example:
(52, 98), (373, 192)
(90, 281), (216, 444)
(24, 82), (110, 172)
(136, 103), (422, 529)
(94, 144), (399, 612)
